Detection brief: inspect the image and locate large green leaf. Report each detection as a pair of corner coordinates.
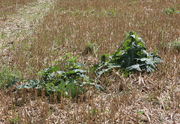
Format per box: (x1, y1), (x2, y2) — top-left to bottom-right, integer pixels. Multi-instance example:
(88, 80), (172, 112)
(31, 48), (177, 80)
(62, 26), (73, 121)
(95, 31), (163, 77)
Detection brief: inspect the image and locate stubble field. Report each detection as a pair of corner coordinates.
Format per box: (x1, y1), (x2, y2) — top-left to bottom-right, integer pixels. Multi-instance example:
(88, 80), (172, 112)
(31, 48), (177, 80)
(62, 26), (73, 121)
(0, 0), (180, 123)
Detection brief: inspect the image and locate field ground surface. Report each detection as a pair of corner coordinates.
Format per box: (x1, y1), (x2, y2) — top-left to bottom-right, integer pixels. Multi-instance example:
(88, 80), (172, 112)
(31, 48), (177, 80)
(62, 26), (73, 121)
(0, 0), (55, 49)
(0, 0), (180, 123)
(0, 0), (37, 18)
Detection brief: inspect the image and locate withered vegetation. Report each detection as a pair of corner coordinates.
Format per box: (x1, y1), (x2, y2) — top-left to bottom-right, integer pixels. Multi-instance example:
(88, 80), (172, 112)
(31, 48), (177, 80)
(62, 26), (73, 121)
(0, 0), (36, 18)
(0, 0), (180, 123)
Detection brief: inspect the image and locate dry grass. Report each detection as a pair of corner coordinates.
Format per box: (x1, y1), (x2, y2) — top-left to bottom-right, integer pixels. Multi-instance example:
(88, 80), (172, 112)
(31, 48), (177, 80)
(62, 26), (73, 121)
(0, 0), (36, 18)
(0, 0), (180, 123)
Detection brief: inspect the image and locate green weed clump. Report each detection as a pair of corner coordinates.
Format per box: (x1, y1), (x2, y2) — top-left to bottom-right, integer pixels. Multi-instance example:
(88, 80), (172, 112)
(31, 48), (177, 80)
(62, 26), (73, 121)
(17, 55), (102, 98)
(0, 66), (21, 89)
(164, 8), (180, 15)
(95, 32), (163, 77)
(168, 39), (180, 52)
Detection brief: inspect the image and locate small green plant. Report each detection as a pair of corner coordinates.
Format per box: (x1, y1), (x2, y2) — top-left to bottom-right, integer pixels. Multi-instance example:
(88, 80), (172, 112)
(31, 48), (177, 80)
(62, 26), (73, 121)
(0, 66), (21, 89)
(89, 108), (99, 116)
(164, 8), (180, 15)
(0, 33), (7, 40)
(168, 38), (180, 52)
(103, 9), (117, 17)
(17, 55), (103, 98)
(95, 31), (163, 77)
(8, 115), (21, 124)
(137, 110), (145, 115)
